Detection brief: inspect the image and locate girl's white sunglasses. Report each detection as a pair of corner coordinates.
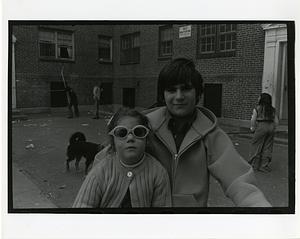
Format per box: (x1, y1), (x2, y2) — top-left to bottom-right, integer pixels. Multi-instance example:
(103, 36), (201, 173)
(109, 125), (149, 139)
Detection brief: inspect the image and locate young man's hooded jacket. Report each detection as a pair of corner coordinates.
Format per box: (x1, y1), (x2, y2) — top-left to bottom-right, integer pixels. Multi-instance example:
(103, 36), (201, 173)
(145, 106), (271, 207)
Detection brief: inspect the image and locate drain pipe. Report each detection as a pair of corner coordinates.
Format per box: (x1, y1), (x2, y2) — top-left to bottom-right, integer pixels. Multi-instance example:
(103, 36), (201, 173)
(12, 34), (17, 109)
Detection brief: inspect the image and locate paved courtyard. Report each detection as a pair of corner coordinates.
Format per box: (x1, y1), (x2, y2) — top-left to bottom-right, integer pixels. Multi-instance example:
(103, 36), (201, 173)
(11, 109), (289, 208)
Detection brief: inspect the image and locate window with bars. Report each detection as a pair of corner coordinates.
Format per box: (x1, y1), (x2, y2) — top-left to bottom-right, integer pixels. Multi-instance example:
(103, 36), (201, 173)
(98, 35), (112, 62)
(198, 24), (237, 58)
(120, 32), (140, 64)
(159, 25), (173, 57)
(39, 29), (74, 61)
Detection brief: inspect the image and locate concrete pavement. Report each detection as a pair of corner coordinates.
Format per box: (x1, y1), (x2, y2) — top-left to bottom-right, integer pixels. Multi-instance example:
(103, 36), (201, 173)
(13, 163), (57, 208)
(11, 104), (290, 208)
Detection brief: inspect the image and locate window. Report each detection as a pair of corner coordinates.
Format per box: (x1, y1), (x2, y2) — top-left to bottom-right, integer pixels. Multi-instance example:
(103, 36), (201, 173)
(198, 24), (237, 58)
(98, 35), (112, 62)
(159, 25), (173, 57)
(39, 29), (74, 61)
(120, 32), (140, 64)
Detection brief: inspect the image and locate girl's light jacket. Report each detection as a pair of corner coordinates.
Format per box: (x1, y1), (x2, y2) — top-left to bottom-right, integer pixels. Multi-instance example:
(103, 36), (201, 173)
(146, 106), (271, 207)
(73, 152), (171, 208)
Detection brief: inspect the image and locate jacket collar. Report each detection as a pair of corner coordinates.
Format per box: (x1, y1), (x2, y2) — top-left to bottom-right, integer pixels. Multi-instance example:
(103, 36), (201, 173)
(147, 106), (217, 153)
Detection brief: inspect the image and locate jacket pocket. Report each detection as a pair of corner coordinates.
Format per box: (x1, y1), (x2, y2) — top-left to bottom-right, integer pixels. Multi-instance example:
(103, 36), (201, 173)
(172, 194), (198, 207)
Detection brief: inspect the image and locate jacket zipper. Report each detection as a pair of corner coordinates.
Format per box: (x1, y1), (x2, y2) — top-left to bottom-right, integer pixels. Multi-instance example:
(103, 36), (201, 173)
(154, 133), (176, 187)
(155, 131), (203, 190)
(173, 153), (179, 190)
(172, 136), (202, 190)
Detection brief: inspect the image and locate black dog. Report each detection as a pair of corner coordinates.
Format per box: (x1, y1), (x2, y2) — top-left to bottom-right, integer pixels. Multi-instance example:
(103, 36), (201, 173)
(66, 132), (104, 175)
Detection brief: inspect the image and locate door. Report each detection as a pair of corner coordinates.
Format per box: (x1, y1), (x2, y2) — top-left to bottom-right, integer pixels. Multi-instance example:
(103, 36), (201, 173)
(50, 82), (68, 107)
(123, 88), (135, 108)
(101, 82), (113, 104)
(204, 83), (222, 117)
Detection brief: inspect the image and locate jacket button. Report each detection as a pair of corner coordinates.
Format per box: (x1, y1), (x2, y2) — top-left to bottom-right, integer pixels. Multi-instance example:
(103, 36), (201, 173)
(127, 171), (133, 177)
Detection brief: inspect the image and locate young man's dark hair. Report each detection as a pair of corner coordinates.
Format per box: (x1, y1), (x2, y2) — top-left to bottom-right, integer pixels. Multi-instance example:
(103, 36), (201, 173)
(157, 58), (204, 105)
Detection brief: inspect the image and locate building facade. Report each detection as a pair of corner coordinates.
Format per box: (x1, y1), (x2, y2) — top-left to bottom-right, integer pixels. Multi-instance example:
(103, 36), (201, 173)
(12, 24), (114, 109)
(11, 23), (289, 122)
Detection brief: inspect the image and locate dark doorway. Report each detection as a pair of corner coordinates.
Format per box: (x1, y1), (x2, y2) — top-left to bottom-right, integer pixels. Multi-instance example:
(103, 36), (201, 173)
(101, 82), (113, 104)
(50, 82), (68, 107)
(204, 83), (222, 117)
(123, 88), (135, 108)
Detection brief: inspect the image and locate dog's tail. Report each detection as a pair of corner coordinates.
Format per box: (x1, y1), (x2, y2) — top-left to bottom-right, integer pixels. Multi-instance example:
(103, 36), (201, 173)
(69, 132), (86, 144)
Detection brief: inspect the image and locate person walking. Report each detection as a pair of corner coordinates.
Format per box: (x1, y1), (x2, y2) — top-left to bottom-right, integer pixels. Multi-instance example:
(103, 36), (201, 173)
(249, 93), (279, 172)
(92, 84), (103, 119)
(66, 87), (79, 118)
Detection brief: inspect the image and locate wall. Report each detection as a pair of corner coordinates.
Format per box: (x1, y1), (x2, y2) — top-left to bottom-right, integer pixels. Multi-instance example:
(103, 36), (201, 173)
(111, 24), (172, 107)
(175, 24), (264, 120)
(112, 24), (265, 119)
(13, 24), (114, 108)
(13, 23), (266, 120)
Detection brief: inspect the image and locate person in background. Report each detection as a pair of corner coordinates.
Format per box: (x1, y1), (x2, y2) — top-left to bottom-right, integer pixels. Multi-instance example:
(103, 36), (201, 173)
(92, 84), (103, 119)
(73, 108), (171, 208)
(249, 93), (279, 172)
(66, 87), (79, 118)
(145, 58), (271, 207)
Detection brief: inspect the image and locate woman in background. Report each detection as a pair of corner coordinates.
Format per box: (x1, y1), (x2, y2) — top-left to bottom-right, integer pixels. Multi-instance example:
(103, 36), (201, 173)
(249, 93), (279, 172)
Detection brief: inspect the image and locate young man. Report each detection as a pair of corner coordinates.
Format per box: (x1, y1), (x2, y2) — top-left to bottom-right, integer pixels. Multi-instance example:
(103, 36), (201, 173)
(66, 87), (79, 118)
(92, 84), (104, 119)
(145, 58), (271, 207)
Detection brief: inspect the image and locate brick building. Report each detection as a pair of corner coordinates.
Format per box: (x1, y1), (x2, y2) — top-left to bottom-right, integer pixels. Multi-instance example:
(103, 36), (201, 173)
(11, 22), (289, 123)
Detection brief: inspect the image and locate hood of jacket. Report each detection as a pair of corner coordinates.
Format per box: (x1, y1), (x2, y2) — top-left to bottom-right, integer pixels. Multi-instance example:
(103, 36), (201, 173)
(147, 106), (218, 140)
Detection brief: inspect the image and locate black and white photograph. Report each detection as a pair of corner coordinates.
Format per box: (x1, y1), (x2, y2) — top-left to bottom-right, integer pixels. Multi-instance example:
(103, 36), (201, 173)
(2, 0), (299, 237)
(8, 21), (294, 212)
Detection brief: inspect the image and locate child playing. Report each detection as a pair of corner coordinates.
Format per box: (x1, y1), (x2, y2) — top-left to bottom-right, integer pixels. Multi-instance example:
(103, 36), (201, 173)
(73, 108), (172, 208)
(249, 93), (279, 172)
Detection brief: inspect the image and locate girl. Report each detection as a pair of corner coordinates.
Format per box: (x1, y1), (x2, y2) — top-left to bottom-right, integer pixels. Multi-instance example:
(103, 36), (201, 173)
(249, 93), (279, 172)
(73, 108), (172, 208)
